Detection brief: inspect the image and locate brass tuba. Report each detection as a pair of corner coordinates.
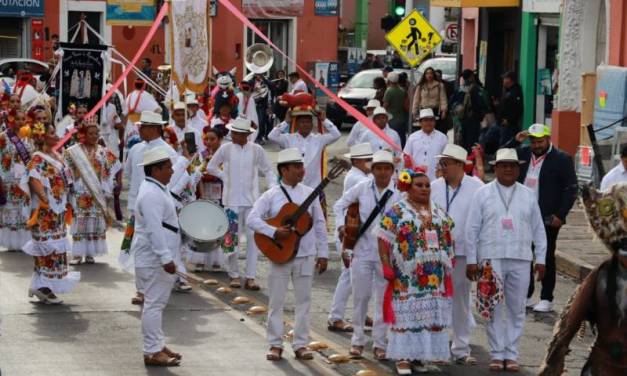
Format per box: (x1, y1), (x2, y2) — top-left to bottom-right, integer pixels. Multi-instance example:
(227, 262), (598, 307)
(245, 44), (274, 75)
(156, 64), (172, 91)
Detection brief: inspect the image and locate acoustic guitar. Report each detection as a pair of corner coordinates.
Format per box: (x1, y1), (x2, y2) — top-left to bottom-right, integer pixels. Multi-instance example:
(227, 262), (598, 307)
(255, 159), (349, 264)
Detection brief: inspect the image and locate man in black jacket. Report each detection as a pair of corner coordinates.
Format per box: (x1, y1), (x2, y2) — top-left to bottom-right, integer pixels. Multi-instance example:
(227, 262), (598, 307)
(510, 124), (577, 312)
(497, 71), (524, 146)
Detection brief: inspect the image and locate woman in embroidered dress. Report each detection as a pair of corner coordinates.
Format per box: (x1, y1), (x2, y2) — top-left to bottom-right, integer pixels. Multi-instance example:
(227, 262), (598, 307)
(375, 167), (455, 374)
(0, 109), (33, 251)
(23, 121), (80, 304)
(64, 120), (121, 265)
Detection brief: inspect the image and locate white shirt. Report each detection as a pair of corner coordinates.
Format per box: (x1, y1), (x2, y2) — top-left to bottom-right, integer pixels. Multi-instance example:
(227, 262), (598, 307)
(131, 177), (180, 268)
(205, 142), (276, 207)
(290, 79), (308, 94)
(346, 121), (368, 147)
(268, 119), (341, 188)
(334, 178), (400, 261)
(188, 109), (208, 135)
(236, 92), (259, 126)
(123, 138), (178, 211)
(465, 181), (547, 265)
(247, 182), (329, 259)
(358, 124), (402, 158)
(168, 123), (205, 155)
(600, 162), (627, 191)
(403, 129), (448, 181)
(431, 175), (484, 256)
(343, 166), (370, 193)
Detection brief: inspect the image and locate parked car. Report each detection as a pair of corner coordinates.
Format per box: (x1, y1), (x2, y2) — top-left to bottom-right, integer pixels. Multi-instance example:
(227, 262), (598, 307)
(325, 68), (413, 128)
(416, 56), (457, 83)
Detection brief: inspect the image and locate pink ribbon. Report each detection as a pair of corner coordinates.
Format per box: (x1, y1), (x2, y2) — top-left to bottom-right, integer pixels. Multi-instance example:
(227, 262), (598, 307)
(54, 3), (170, 151)
(217, 0), (402, 153)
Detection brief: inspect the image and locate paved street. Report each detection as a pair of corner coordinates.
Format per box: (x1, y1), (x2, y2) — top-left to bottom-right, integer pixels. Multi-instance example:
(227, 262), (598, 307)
(0, 134), (598, 375)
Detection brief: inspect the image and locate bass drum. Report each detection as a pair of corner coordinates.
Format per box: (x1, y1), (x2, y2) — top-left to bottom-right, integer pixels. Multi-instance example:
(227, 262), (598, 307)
(179, 200), (228, 253)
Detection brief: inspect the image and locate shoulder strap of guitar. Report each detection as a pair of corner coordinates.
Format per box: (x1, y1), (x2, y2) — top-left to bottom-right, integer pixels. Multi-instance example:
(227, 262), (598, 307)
(279, 185), (293, 203)
(358, 189), (393, 238)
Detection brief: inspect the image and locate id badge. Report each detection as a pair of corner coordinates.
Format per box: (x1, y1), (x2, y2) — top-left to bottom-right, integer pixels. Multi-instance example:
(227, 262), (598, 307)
(501, 217), (514, 231)
(525, 177), (537, 189)
(424, 230), (440, 249)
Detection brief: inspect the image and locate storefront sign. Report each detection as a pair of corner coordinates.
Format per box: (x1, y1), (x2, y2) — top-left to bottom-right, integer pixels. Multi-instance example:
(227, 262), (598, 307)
(242, 0), (303, 18)
(523, 0), (561, 13)
(31, 19), (44, 61)
(0, 0), (45, 17)
(347, 47), (366, 75)
(315, 0), (338, 16)
(313, 62), (339, 96)
(106, 0), (156, 26)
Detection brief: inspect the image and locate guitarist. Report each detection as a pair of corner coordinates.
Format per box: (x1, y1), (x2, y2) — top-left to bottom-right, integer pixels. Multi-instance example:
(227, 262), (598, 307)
(333, 150), (400, 360)
(247, 148), (329, 362)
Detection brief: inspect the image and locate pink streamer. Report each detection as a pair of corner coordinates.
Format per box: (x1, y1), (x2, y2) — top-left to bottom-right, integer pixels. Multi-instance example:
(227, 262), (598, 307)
(217, 0), (402, 152)
(54, 3), (170, 151)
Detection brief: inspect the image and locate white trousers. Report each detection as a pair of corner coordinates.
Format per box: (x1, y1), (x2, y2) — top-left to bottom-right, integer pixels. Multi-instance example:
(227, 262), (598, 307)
(451, 256), (473, 358)
(328, 253), (352, 322)
(136, 267), (176, 355)
(351, 258), (387, 349)
(225, 206), (258, 279)
(484, 258), (530, 361)
(267, 256), (314, 350)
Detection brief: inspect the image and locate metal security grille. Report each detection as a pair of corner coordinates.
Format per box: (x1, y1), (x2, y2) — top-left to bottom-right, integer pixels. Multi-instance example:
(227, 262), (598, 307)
(0, 18), (22, 58)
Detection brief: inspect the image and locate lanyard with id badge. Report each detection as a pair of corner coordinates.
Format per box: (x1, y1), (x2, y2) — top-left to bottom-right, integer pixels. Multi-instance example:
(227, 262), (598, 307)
(496, 184), (516, 232)
(416, 205), (439, 250)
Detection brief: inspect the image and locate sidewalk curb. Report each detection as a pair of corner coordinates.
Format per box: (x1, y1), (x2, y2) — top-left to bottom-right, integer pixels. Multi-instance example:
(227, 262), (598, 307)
(555, 249), (594, 282)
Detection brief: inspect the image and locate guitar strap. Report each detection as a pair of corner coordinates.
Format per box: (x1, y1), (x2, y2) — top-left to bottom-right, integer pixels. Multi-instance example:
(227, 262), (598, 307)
(358, 189), (393, 238)
(279, 184), (293, 203)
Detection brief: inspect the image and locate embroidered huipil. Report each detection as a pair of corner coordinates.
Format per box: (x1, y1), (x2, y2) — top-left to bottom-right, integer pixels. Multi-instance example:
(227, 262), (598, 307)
(465, 181), (547, 265)
(205, 142), (276, 207)
(334, 178), (400, 261)
(358, 125), (402, 158)
(268, 119), (341, 188)
(246, 182), (329, 259)
(403, 129), (448, 181)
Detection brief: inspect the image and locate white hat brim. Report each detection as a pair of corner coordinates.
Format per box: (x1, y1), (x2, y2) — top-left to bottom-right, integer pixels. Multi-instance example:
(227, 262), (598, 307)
(436, 154), (472, 165)
(137, 156), (171, 167)
(226, 124), (252, 133)
(344, 153), (374, 159)
(137, 120), (167, 126)
(277, 159), (304, 164)
(489, 159), (526, 165)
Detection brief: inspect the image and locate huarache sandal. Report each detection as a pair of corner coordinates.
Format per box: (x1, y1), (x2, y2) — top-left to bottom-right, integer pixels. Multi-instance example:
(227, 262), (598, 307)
(244, 278), (260, 291)
(294, 347), (314, 360)
(349, 345), (364, 358)
(266, 347), (283, 361)
(396, 361), (412, 375)
(489, 359), (505, 371)
(229, 278), (242, 288)
(373, 347), (387, 360)
(454, 355), (477, 365)
(69, 257), (83, 265)
(144, 351), (180, 367)
(131, 293), (144, 305)
(504, 359), (520, 372)
(162, 346), (182, 360)
(327, 320), (353, 332)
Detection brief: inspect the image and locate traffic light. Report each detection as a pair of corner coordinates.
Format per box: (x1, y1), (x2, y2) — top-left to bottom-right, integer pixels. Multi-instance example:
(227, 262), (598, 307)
(393, 0), (406, 17)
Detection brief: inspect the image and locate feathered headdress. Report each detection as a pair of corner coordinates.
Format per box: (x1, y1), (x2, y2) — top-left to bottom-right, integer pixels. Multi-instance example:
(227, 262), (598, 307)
(580, 182), (627, 253)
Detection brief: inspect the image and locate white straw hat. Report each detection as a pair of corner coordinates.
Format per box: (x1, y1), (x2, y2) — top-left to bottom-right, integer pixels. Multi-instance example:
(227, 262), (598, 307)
(173, 102), (186, 111)
(185, 96), (199, 105)
(226, 116), (253, 133)
(371, 150), (394, 166)
(277, 148), (304, 164)
(387, 72), (399, 83)
(137, 110), (167, 126)
(343, 143), (374, 159)
(138, 146), (172, 166)
(363, 99), (381, 110)
(372, 106), (393, 120)
(437, 144), (470, 164)
(489, 148), (526, 165)
(419, 108), (435, 120)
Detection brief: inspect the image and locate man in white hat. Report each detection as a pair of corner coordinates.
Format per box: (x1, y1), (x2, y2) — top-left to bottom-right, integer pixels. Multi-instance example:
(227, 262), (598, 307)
(268, 107), (341, 189)
(132, 146), (182, 367)
(357, 106), (402, 162)
(465, 148), (547, 372)
(430, 144), (484, 365)
(185, 95), (208, 134)
(247, 147), (329, 361)
(327, 143), (374, 332)
(206, 116), (276, 290)
(125, 79), (161, 143)
(404, 108), (448, 181)
(346, 99), (381, 147)
(333, 150), (400, 360)
(167, 101), (204, 156)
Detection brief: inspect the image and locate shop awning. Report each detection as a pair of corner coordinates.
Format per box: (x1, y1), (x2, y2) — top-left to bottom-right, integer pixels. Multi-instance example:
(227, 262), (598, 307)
(431, 0), (519, 7)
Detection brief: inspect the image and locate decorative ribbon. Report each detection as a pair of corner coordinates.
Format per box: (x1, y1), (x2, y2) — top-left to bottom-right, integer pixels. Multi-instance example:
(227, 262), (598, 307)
(217, 0), (403, 153)
(6, 128), (30, 164)
(53, 2), (170, 152)
(382, 263), (396, 324)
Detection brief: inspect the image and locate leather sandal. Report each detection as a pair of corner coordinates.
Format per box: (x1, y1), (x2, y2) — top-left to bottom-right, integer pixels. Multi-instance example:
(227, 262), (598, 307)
(504, 359), (520, 372)
(294, 347), (314, 360)
(489, 359), (504, 372)
(266, 347), (283, 361)
(327, 319), (353, 332)
(454, 355), (477, 365)
(396, 361), (412, 375)
(365, 316), (374, 327)
(229, 278), (241, 288)
(144, 351), (180, 367)
(244, 278), (260, 291)
(349, 345), (364, 358)
(162, 346), (182, 360)
(373, 347), (387, 360)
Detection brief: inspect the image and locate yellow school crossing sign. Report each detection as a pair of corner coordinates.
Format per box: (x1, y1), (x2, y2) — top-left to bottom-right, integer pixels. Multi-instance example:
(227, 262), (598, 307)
(385, 10), (443, 67)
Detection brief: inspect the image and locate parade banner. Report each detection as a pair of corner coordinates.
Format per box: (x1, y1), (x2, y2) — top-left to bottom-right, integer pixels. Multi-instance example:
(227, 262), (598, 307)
(106, 0), (156, 26)
(170, 0), (211, 93)
(218, 0), (402, 152)
(58, 43), (107, 119)
(242, 0), (303, 18)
